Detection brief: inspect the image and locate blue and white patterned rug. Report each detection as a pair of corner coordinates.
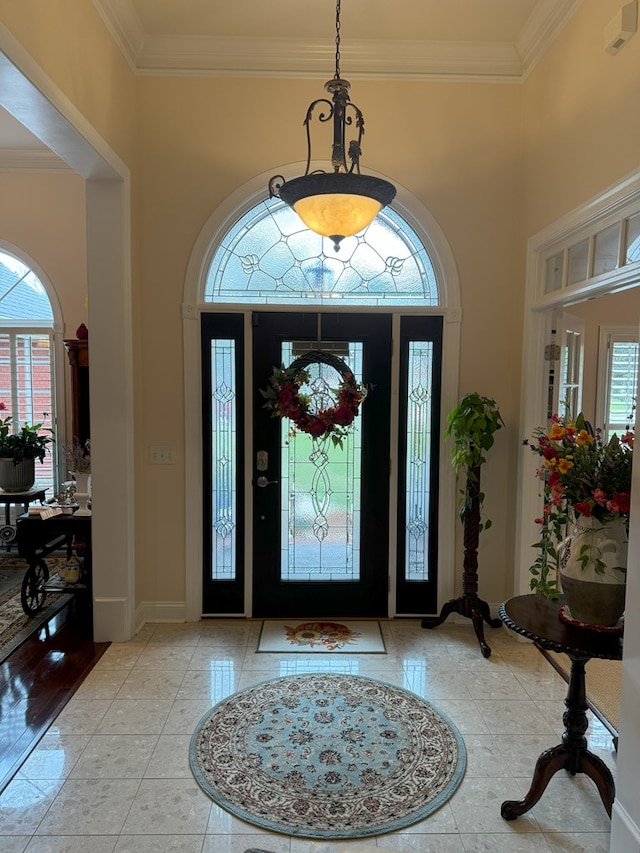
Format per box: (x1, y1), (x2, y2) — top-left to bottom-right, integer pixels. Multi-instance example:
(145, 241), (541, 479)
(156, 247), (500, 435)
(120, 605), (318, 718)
(189, 672), (466, 838)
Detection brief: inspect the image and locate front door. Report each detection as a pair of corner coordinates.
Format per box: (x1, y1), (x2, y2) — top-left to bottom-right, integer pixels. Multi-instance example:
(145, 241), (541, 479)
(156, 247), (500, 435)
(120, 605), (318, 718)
(252, 312), (392, 617)
(201, 311), (442, 618)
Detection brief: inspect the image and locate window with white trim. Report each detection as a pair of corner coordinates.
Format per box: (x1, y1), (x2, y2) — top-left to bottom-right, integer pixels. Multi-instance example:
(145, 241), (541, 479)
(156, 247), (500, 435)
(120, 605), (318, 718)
(596, 326), (638, 441)
(0, 249), (56, 493)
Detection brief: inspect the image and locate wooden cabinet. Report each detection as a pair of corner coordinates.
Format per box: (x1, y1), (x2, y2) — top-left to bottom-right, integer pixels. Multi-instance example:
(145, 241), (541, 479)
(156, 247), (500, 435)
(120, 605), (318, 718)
(63, 339), (90, 445)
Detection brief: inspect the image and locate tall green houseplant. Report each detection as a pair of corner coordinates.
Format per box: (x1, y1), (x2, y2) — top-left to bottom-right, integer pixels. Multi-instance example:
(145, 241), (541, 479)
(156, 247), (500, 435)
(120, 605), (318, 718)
(422, 392), (504, 658)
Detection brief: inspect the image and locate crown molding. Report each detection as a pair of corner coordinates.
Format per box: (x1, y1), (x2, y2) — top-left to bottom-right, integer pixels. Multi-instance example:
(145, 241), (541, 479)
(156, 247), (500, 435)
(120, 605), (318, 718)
(92, 0), (582, 82)
(0, 148), (72, 172)
(136, 36), (523, 81)
(91, 0), (143, 72)
(518, 0), (583, 78)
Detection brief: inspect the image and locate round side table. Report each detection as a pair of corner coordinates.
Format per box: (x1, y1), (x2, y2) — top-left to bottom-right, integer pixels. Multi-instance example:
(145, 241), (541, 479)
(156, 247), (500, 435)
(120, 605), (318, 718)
(499, 593), (622, 820)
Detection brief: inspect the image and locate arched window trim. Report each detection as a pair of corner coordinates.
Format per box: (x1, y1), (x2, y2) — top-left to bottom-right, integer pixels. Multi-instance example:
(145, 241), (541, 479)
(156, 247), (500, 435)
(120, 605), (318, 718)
(0, 240), (67, 490)
(184, 164), (461, 313)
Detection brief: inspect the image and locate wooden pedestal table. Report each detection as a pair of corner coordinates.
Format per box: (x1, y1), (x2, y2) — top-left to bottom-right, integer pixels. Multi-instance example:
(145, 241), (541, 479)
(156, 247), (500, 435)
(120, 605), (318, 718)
(499, 593), (623, 820)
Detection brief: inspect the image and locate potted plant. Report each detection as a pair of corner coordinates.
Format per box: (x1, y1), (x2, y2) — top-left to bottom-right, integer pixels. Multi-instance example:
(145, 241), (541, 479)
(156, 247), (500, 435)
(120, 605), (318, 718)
(0, 402), (55, 492)
(524, 411), (633, 625)
(422, 392), (504, 658)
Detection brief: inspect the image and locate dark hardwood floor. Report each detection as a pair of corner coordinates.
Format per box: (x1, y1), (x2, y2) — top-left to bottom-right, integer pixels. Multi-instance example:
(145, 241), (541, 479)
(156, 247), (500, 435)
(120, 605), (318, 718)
(0, 602), (109, 793)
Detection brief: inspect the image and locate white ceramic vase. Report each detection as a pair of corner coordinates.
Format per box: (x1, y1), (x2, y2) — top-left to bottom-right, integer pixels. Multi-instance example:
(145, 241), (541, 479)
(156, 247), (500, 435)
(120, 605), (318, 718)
(71, 470), (92, 516)
(559, 516), (627, 626)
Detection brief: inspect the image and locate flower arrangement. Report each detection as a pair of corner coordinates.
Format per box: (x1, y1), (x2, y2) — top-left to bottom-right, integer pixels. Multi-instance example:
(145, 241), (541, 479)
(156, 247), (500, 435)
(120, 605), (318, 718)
(0, 402), (54, 464)
(260, 362), (368, 448)
(523, 412), (633, 597)
(65, 437), (91, 474)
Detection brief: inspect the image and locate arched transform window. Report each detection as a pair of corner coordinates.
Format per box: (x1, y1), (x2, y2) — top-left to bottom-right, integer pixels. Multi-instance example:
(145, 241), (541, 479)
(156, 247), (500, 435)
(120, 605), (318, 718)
(205, 199), (439, 306)
(0, 249), (56, 493)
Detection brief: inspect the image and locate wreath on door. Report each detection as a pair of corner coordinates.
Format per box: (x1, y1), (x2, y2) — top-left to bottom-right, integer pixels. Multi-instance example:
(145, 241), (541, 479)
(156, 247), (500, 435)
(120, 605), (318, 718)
(260, 350), (369, 447)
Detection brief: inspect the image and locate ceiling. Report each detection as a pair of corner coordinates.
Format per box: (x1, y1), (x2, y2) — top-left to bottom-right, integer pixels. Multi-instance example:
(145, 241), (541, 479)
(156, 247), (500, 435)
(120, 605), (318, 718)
(0, 0), (582, 161)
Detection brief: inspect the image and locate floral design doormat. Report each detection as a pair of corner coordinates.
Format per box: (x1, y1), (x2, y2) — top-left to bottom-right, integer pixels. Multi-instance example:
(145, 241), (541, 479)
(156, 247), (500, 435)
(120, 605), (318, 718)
(190, 673), (466, 838)
(257, 620), (385, 653)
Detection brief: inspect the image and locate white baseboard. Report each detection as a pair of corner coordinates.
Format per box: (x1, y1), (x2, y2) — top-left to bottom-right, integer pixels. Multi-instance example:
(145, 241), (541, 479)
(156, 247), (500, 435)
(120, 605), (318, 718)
(135, 600), (188, 633)
(611, 800), (640, 852)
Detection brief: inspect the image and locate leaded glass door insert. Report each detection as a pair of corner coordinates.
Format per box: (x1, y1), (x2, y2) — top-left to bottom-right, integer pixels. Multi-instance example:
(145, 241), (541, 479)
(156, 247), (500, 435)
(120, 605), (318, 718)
(253, 312), (391, 617)
(279, 342), (363, 583)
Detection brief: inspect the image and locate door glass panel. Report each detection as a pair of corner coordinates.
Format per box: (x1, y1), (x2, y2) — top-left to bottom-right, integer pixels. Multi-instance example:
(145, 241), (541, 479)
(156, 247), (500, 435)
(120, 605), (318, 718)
(210, 338), (237, 580)
(280, 341), (363, 582)
(405, 340), (434, 582)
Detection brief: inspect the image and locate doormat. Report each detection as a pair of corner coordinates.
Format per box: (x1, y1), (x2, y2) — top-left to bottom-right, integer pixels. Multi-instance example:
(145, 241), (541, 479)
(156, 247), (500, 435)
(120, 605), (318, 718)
(257, 620), (385, 653)
(190, 673), (466, 838)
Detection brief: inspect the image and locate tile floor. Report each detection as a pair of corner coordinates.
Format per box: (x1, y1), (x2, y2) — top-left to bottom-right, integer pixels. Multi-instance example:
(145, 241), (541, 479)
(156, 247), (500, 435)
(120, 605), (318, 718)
(0, 618), (615, 853)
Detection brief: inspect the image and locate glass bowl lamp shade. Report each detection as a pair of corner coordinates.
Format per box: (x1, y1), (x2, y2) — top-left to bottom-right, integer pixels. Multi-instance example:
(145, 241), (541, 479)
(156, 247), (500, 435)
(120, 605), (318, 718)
(278, 172), (396, 251)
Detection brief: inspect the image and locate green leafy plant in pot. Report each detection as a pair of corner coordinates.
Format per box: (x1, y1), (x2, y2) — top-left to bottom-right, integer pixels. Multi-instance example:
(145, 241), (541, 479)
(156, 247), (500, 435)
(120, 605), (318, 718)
(422, 392), (504, 658)
(0, 402), (55, 492)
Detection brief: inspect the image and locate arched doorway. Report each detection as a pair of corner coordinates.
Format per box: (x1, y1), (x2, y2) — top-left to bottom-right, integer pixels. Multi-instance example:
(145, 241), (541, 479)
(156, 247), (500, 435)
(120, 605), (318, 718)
(184, 176), (462, 619)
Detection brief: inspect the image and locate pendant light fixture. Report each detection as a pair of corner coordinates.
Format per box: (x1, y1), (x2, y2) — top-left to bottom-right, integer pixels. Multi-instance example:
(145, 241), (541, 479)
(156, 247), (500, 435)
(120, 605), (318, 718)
(269, 0), (396, 252)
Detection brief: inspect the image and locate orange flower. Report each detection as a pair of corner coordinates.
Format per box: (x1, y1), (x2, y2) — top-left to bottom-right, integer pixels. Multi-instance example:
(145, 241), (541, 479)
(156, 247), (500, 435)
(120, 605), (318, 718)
(556, 458), (574, 474)
(548, 424), (567, 440)
(575, 429), (594, 446)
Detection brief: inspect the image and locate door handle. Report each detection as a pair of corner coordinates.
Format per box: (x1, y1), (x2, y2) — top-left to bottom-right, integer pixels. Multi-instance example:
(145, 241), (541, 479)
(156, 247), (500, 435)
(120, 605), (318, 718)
(256, 476), (278, 488)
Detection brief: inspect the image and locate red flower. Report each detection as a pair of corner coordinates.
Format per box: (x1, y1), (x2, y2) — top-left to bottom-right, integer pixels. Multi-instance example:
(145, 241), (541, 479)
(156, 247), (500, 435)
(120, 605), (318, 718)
(278, 384), (297, 406)
(333, 405), (355, 426)
(573, 500), (592, 517)
(610, 492), (631, 514)
(305, 417), (328, 438)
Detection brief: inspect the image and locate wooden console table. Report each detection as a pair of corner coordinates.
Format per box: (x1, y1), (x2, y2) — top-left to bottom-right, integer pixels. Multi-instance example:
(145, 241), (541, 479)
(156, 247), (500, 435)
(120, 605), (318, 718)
(16, 512), (92, 632)
(499, 594), (623, 820)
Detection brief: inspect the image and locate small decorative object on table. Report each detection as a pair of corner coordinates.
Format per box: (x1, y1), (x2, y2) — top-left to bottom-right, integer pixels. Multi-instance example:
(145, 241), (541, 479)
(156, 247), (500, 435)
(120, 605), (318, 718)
(524, 411), (632, 626)
(65, 438), (91, 516)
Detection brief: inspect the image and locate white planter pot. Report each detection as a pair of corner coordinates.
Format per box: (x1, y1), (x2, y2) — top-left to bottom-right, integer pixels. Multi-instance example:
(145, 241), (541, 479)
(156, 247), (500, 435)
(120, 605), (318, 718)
(559, 516), (627, 626)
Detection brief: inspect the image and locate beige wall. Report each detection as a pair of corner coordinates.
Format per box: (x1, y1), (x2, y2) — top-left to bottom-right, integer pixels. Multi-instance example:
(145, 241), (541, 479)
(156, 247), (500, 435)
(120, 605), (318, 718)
(0, 0), (638, 610)
(134, 74), (524, 604)
(0, 170), (88, 440)
(0, 0), (136, 167)
(522, 0), (640, 234)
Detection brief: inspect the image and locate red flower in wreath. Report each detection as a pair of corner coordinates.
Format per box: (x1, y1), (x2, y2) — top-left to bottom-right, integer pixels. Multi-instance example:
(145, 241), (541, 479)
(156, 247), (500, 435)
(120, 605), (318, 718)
(260, 357), (369, 448)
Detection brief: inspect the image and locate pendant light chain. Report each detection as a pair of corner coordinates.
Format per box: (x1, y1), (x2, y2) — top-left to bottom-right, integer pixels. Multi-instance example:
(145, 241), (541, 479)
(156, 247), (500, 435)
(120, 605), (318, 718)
(334, 0), (341, 80)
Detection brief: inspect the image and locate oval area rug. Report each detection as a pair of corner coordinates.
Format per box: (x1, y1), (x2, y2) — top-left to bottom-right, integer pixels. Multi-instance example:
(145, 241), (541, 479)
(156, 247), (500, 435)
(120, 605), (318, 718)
(189, 672), (466, 838)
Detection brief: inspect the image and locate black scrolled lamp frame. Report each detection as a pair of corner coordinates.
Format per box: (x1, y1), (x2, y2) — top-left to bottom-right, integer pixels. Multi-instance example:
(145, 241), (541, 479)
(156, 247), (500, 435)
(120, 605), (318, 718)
(268, 0), (396, 251)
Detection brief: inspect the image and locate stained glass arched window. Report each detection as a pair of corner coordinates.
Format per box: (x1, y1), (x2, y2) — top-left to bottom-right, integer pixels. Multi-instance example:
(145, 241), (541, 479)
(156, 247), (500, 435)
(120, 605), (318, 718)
(204, 199), (439, 306)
